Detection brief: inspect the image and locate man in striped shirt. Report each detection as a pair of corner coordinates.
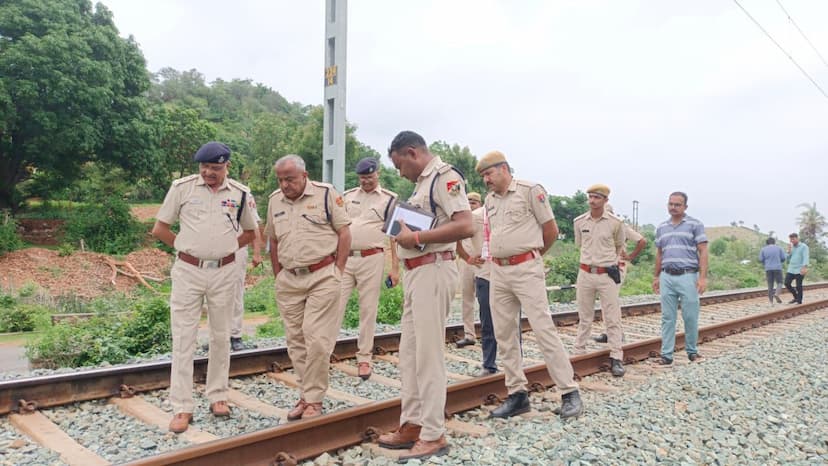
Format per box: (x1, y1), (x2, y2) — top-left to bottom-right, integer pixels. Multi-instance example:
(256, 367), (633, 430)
(653, 192), (708, 365)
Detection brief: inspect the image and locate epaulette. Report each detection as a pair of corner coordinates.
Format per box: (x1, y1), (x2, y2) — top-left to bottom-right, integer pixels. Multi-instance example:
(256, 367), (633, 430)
(343, 187), (359, 196)
(268, 189), (282, 199)
(515, 179), (541, 190)
(574, 212), (589, 221)
(380, 188), (398, 199)
(607, 212), (624, 223)
(227, 178), (251, 193)
(309, 180), (335, 190)
(172, 174), (200, 186)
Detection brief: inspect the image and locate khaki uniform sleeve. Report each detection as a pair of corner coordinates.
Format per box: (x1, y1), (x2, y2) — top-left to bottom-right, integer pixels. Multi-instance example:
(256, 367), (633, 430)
(433, 170), (470, 218)
(574, 217), (583, 247)
(328, 188), (351, 231)
(624, 224), (643, 242)
(614, 219), (626, 251)
(529, 184), (554, 225)
(264, 196), (277, 240)
(239, 192), (258, 230)
(156, 183), (181, 224)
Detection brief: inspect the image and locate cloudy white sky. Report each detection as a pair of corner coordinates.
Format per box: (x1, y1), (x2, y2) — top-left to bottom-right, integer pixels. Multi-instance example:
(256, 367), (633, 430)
(103, 0), (828, 237)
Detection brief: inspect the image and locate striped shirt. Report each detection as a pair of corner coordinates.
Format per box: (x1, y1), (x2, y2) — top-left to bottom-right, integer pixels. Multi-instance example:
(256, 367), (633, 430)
(655, 215), (707, 270)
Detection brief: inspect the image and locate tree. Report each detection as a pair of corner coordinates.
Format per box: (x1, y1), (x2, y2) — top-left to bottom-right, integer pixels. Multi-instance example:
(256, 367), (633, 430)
(0, 0), (157, 209)
(796, 202), (827, 261)
(151, 105), (217, 182)
(549, 191), (589, 241)
(428, 141), (486, 196)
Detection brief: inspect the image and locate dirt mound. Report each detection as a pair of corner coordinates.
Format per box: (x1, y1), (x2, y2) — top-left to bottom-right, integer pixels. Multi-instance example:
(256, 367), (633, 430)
(0, 247), (173, 298)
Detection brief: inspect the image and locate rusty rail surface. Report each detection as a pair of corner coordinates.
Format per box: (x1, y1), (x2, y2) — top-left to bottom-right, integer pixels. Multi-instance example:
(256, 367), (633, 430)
(125, 298), (828, 466)
(1, 284), (824, 416)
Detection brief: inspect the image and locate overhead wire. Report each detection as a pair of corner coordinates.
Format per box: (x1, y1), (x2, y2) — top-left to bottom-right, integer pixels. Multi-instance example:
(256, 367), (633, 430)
(775, 0), (828, 70)
(732, 0), (828, 100)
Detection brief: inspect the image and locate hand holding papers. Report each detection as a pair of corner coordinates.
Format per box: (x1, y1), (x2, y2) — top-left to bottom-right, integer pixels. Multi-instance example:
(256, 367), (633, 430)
(383, 202), (436, 251)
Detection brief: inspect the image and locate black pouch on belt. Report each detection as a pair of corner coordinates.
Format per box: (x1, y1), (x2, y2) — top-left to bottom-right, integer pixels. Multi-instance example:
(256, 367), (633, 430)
(607, 265), (621, 284)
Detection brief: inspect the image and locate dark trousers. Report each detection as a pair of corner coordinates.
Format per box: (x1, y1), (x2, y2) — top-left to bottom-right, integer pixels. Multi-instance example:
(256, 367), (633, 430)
(475, 277), (498, 372)
(765, 270), (783, 302)
(785, 273), (804, 303)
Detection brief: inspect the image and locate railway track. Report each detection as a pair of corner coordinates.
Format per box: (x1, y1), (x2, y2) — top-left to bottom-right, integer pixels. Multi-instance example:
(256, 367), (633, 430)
(1, 284), (826, 465)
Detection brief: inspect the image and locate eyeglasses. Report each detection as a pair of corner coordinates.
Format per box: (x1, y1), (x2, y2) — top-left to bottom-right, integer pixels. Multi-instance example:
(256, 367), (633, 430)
(668, 203), (685, 207)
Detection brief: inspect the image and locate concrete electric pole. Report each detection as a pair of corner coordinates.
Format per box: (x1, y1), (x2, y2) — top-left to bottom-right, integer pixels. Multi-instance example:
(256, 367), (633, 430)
(322, 0), (347, 192)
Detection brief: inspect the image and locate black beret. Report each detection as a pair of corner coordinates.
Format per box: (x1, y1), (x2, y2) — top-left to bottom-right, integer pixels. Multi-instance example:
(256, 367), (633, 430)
(355, 157), (379, 175)
(194, 142), (231, 163)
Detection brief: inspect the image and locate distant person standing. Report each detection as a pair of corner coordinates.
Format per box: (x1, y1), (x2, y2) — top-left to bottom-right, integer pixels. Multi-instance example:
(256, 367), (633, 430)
(573, 184), (626, 377)
(785, 233), (809, 304)
(230, 206), (263, 351)
(758, 237), (786, 304)
(265, 154), (351, 420)
(476, 150), (583, 419)
(653, 192), (708, 365)
(152, 142), (258, 433)
(455, 192), (483, 349)
(338, 157), (399, 380)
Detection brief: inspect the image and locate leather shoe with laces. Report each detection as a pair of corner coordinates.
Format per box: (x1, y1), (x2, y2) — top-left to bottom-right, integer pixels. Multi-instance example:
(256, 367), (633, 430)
(168, 412), (192, 433)
(560, 390), (584, 419)
(378, 422), (421, 449)
(397, 436), (449, 462)
(455, 337), (476, 348)
(230, 337), (244, 351)
(357, 362), (372, 380)
(287, 399), (307, 421)
(301, 402), (323, 419)
(610, 358), (625, 377)
(210, 400), (231, 417)
(489, 390), (530, 418)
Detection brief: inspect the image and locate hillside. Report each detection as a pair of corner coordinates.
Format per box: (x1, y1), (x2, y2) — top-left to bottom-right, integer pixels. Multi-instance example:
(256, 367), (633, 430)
(706, 226), (782, 245)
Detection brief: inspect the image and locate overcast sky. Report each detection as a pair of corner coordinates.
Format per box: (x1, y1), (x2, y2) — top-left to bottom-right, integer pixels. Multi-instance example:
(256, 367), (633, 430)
(103, 0), (828, 237)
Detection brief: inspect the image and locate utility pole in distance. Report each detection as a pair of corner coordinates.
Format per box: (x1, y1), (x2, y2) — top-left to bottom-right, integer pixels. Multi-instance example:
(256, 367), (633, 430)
(323, 0), (347, 192)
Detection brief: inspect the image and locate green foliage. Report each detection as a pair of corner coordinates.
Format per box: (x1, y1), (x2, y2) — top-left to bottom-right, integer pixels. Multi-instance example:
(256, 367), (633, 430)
(550, 191), (589, 241)
(245, 276), (276, 315)
(0, 295), (50, 332)
(710, 238), (728, 256)
(337, 285), (404, 329)
(0, 214), (23, 255)
(120, 297), (171, 356)
(57, 243), (75, 257)
(429, 141), (486, 196)
(545, 243), (580, 303)
(256, 316), (284, 338)
(0, 0), (157, 210)
(63, 196), (146, 254)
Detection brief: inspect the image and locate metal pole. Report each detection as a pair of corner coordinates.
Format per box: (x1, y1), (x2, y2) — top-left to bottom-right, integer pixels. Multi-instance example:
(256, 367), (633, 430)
(322, 0), (347, 192)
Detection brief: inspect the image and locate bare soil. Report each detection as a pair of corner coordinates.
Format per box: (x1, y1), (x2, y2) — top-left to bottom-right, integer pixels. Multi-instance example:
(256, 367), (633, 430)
(0, 247), (172, 298)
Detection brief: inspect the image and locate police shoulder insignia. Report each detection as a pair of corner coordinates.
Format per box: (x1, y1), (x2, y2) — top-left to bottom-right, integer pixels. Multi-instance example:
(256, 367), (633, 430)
(537, 193), (546, 202)
(335, 196), (344, 207)
(446, 180), (461, 195)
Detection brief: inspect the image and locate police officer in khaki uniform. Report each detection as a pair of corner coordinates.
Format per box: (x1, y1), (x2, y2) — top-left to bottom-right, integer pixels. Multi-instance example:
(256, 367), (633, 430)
(338, 157), (399, 380)
(377, 131), (473, 462)
(573, 184), (626, 377)
(152, 142), (258, 433)
(476, 150), (584, 419)
(265, 154), (351, 420)
(593, 204), (647, 345)
(230, 204), (263, 351)
(455, 192), (482, 348)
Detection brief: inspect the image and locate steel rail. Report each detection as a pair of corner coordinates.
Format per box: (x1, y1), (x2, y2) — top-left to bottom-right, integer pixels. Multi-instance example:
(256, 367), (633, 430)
(1, 284), (824, 416)
(125, 298), (828, 466)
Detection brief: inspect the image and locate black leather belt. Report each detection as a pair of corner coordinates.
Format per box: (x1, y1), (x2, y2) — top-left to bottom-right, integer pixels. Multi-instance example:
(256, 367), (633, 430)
(662, 267), (698, 276)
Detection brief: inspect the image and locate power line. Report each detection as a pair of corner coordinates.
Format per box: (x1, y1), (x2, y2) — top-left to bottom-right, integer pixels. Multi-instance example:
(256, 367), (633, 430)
(733, 0), (828, 100)
(775, 0), (828, 70)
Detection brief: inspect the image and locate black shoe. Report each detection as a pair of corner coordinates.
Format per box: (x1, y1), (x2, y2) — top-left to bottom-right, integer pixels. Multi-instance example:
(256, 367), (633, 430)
(455, 337), (476, 348)
(489, 391), (530, 418)
(230, 337), (244, 352)
(788, 299), (798, 304)
(688, 353), (703, 362)
(592, 333), (608, 343)
(559, 390), (584, 419)
(610, 358), (625, 377)
(655, 357), (673, 366)
(774, 295), (782, 304)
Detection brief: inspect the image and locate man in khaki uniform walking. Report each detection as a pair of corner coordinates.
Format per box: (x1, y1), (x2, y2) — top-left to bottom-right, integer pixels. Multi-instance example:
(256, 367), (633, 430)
(338, 157), (399, 380)
(265, 154), (351, 420)
(573, 184), (626, 377)
(476, 150), (584, 419)
(454, 192), (482, 348)
(593, 203), (647, 345)
(152, 141), (258, 433)
(377, 131), (473, 462)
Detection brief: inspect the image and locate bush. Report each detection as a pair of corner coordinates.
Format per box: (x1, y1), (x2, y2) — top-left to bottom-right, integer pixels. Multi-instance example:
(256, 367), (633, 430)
(0, 214), (23, 256)
(341, 285), (403, 328)
(121, 297), (171, 356)
(0, 295), (50, 332)
(63, 196), (146, 255)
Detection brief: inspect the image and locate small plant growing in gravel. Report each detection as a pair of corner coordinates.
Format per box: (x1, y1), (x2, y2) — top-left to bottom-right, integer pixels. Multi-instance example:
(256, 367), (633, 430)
(57, 243), (75, 257)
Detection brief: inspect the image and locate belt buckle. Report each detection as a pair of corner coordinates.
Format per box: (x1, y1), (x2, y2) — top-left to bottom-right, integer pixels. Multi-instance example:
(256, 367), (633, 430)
(293, 266), (311, 275)
(352, 250), (363, 257)
(201, 259), (220, 269)
(590, 266), (599, 274)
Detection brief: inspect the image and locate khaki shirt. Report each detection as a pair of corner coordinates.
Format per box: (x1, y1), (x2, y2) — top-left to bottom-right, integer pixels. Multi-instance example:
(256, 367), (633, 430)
(624, 224), (643, 243)
(343, 185), (397, 251)
(574, 210), (626, 266)
(157, 174), (258, 260)
(468, 206), (491, 280)
(264, 180), (350, 269)
(397, 156), (470, 260)
(487, 178), (554, 258)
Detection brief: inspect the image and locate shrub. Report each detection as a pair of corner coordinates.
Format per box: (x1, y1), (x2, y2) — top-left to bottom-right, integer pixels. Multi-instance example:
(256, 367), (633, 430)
(63, 196), (146, 255)
(57, 243), (75, 257)
(0, 295), (50, 332)
(341, 285), (403, 328)
(0, 214), (23, 256)
(121, 297), (171, 356)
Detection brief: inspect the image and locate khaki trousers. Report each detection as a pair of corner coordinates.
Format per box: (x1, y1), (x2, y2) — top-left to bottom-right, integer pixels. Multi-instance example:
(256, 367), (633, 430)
(490, 257), (578, 395)
(338, 253), (385, 364)
(276, 263), (342, 403)
(574, 270), (623, 360)
(458, 261), (477, 340)
(169, 259), (236, 414)
(231, 246), (248, 338)
(399, 258), (458, 441)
